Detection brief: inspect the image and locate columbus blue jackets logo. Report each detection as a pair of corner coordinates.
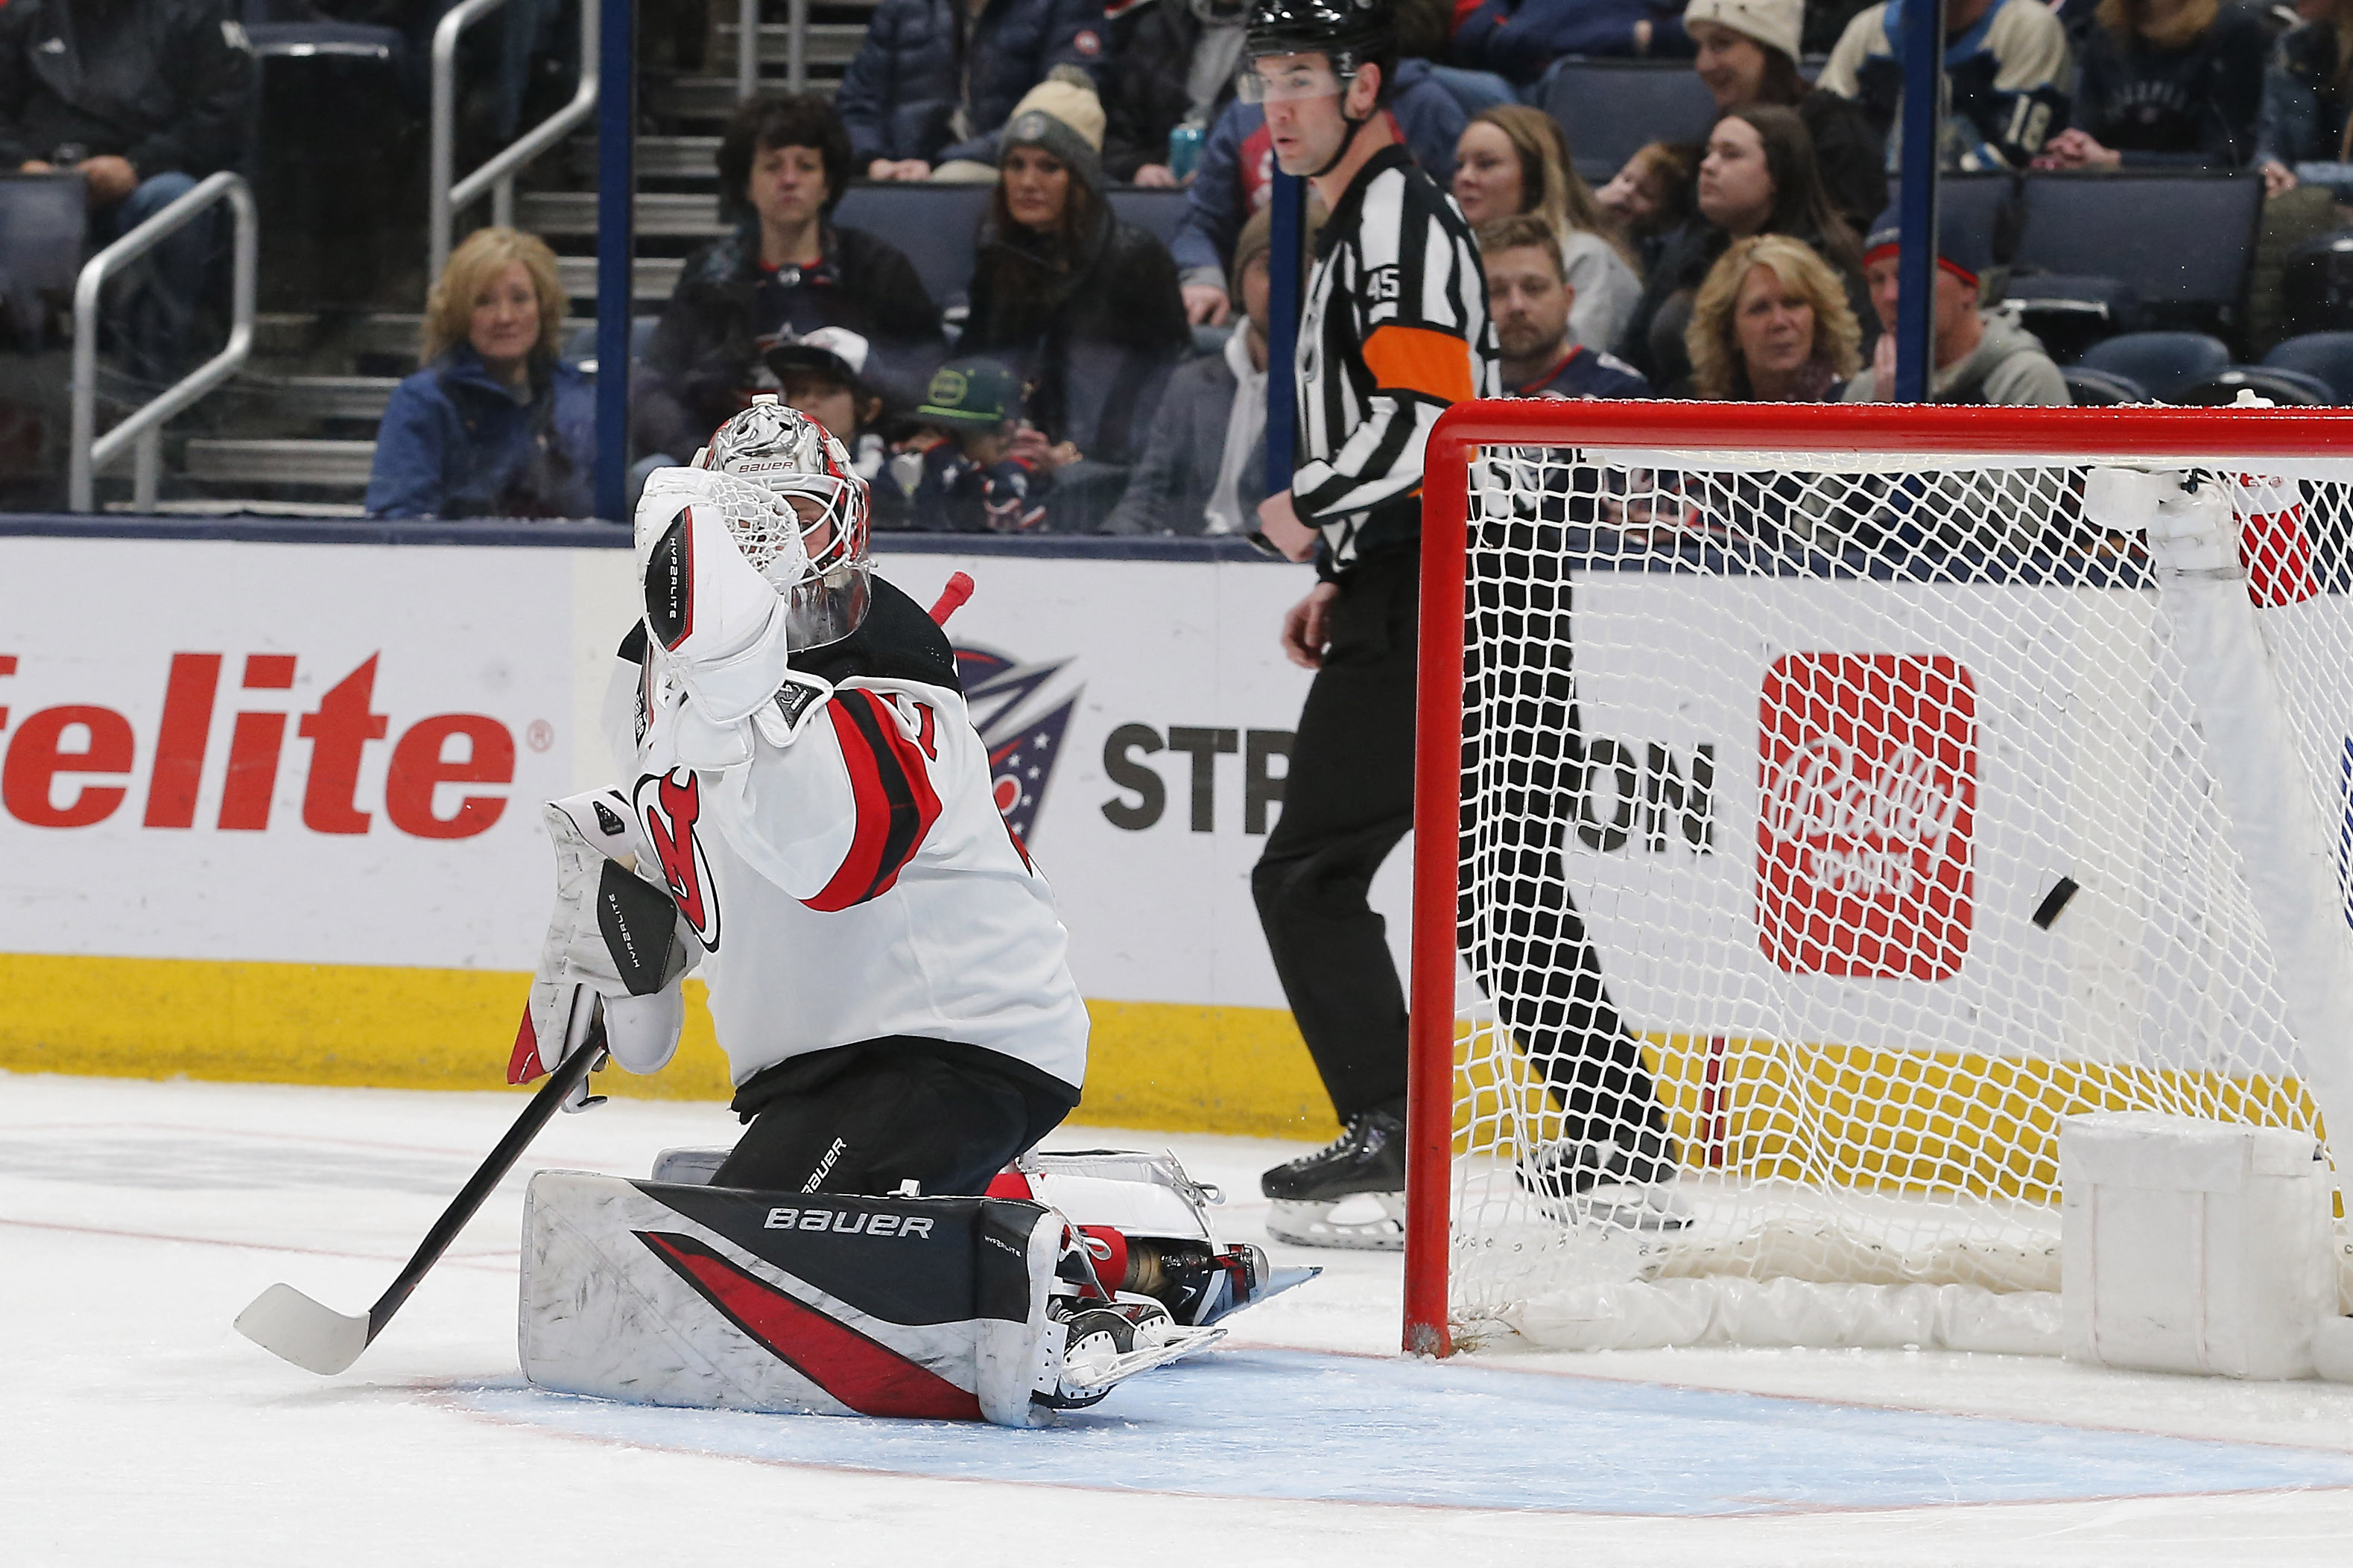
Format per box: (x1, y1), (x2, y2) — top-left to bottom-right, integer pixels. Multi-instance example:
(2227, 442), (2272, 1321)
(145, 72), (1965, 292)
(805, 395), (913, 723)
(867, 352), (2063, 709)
(956, 646), (1080, 842)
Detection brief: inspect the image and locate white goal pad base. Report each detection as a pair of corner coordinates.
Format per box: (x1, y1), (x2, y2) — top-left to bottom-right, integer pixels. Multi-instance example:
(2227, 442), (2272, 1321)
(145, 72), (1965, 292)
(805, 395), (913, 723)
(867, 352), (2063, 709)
(2061, 1113), (2334, 1380)
(1494, 1278), (2059, 1356)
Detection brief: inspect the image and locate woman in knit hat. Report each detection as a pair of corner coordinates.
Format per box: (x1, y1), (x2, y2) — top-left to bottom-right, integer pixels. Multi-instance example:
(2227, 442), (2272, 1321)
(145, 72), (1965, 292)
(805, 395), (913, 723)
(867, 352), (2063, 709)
(957, 71), (1193, 530)
(1683, 0), (1887, 232)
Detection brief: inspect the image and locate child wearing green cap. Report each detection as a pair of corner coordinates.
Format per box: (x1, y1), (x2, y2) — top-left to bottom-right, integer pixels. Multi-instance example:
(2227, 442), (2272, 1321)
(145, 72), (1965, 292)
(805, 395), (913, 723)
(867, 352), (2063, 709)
(904, 358), (1054, 533)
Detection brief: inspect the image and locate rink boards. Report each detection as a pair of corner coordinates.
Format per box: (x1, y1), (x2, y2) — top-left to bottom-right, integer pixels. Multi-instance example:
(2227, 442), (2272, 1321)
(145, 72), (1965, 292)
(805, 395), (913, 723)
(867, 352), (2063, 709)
(0, 528), (1366, 1135)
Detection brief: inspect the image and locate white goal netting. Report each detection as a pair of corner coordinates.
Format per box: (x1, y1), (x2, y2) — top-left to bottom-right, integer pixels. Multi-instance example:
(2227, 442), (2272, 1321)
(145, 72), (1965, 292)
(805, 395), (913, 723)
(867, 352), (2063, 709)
(1440, 433), (2353, 1352)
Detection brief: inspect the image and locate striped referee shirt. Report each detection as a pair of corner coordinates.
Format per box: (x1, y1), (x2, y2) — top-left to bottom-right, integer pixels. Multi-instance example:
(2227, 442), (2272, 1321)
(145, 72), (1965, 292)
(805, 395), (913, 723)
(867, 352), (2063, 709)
(1293, 143), (1497, 578)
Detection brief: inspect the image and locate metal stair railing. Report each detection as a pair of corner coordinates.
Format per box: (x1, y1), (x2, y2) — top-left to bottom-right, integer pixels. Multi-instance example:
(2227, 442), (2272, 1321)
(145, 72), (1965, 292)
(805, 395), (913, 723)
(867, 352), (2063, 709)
(734, 0), (810, 98)
(70, 171), (258, 513)
(430, 0), (601, 288)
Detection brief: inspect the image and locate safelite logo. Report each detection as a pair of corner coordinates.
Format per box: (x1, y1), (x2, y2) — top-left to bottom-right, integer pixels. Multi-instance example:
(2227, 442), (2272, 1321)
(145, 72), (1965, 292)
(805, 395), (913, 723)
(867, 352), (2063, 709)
(0, 650), (523, 839)
(1756, 653), (1977, 982)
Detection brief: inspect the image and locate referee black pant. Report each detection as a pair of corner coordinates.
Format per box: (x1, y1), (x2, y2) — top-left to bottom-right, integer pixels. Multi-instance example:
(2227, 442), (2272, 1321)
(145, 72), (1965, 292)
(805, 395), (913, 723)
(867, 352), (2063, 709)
(1250, 545), (1668, 1148)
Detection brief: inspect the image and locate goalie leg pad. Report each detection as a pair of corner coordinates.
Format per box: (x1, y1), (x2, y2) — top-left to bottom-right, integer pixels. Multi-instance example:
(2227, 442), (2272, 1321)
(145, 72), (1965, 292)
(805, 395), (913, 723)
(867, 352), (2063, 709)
(522, 1172), (1065, 1427)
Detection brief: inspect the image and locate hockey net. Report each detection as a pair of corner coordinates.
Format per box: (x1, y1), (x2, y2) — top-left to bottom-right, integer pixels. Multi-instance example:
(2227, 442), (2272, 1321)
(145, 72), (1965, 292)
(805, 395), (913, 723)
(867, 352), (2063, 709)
(1404, 402), (2353, 1356)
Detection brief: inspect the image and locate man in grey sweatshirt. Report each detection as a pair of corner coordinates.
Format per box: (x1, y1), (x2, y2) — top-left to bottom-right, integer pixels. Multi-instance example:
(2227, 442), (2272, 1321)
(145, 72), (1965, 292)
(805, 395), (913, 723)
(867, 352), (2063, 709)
(1843, 199), (2068, 405)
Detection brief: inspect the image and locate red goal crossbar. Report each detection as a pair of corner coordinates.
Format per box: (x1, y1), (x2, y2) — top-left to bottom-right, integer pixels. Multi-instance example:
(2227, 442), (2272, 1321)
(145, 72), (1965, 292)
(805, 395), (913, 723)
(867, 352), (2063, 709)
(1402, 399), (2353, 1358)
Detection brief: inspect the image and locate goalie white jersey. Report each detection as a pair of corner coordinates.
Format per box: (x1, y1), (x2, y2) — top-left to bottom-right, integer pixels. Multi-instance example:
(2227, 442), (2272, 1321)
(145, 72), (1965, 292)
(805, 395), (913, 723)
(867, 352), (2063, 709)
(607, 577), (1089, 1100)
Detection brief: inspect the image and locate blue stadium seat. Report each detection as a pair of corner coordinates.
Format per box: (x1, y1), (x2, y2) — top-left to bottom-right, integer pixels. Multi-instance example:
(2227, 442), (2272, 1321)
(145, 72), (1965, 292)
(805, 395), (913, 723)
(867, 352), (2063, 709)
(2060, 366), (2150, 405)
(2261, 331), (2353, 402)
(2012, 174), (2261, 333)
(1535, 59), (1719, 181)
(2176, 366), (2337, 406)
(833, 184), (993, 309)
(1106, 188), (1191, 249)
(561, 316), (660, 372)
(2075, 331), (2232, 399)
(0, 174), (85, 350)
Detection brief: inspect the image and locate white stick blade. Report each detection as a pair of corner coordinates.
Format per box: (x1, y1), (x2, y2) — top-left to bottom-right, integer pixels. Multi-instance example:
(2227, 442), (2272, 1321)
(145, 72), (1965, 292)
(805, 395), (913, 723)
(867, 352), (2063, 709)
(235, 1283), (370, 1375)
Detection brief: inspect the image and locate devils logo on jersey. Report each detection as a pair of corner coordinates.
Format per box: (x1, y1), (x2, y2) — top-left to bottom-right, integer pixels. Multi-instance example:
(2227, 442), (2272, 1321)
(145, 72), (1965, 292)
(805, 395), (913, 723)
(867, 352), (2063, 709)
(636, 767), (721, 950)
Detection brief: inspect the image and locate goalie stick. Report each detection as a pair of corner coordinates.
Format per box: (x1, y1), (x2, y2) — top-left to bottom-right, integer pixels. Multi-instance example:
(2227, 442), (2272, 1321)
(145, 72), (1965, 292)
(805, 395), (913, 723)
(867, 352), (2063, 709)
(235, 1015), (611, 1375)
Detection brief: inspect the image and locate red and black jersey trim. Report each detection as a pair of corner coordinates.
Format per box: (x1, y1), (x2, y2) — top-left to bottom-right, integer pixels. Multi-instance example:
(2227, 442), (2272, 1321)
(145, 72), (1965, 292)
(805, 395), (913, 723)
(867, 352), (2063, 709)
(805, 689), (943, 911)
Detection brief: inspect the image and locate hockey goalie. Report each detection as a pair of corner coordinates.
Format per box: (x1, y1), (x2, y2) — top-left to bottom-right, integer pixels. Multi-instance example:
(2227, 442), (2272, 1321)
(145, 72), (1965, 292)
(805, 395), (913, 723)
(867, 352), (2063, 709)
(510, 399), (1306, 1426)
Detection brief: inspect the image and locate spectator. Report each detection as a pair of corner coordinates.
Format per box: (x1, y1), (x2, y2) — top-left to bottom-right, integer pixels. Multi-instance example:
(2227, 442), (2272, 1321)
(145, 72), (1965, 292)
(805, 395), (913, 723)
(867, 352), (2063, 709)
(1820, 0), (2073, 171)
(958, 77), (1191, 528)
(1101, 0), (1251, 185)
(633, 93), (943, 466)
(1685, 0), (1888, 229)
(1480, 213), (1654, 396)
(1597, 139), (1699, 275)
(766, 326), (913, 530)
(1449, 0), (1694, 86)
(1684, 232), (1863, 397)
(2038, 0), (2268, 168)
(1168, 57), (1468, 323)
(2259, 0), (2353, 191)
(905, 357), (1053, 532)
(1616, 105), (1866, 390)
(1842, 200), (2068, 401)
(835, 0), (1110, 180)
(366, 227), (593, 519)
(1451, 107), (1642, 354)
(0, 0), (256, 382)
(1102, 201), (1322, 535)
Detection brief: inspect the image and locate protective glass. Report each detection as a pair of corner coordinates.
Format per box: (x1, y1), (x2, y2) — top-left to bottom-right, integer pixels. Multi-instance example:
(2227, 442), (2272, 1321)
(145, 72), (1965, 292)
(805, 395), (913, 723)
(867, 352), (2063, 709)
(1236, 58), (1346, 104)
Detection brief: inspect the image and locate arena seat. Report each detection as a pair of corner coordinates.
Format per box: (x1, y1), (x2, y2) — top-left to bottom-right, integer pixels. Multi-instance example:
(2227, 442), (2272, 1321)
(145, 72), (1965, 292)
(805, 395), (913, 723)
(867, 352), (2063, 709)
(2074, 331), (2232, 399)
(0, 174), (84, 351)
(2012, 173), (2262, 334)
(1533, 59), (1718, 180)
(832, 183), (1194, 314)
(2059, 366), (2150, 405)
(2176, 365), (2337, 406)
(2262, 331), (2353, 401)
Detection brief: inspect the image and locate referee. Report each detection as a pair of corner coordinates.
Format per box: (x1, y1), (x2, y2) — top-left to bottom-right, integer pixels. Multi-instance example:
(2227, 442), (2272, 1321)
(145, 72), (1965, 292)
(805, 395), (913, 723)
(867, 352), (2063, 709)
(1241, 0), (1496, 1248)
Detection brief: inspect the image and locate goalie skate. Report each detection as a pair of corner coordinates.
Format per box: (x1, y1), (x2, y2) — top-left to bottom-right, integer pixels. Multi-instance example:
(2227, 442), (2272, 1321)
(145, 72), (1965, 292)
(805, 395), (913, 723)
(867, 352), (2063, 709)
(1039, 1300), (1226, 1409)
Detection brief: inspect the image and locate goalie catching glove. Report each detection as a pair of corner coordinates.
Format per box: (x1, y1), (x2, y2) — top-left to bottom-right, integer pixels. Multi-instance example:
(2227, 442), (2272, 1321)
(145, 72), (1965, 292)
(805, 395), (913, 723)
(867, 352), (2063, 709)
(510, 790), (703, 1111)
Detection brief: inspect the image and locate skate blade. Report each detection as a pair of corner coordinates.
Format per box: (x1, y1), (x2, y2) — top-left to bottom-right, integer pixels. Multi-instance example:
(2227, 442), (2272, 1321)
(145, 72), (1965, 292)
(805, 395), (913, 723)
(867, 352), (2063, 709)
(235, 1282), (370, 1375)
(1060, 1324), (1226, 1400)
(1266, 1196), (1404, 1252)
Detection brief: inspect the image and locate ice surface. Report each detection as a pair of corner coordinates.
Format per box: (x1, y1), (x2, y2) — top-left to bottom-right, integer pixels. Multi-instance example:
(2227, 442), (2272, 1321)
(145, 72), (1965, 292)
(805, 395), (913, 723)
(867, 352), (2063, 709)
(11, 1071), (2353, 1564)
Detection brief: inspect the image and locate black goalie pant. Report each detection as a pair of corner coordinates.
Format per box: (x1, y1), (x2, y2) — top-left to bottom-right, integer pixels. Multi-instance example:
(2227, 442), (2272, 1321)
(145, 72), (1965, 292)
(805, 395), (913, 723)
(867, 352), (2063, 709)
(1250, 546), (1668, 1149)
(713, 1038), (1076, 1196)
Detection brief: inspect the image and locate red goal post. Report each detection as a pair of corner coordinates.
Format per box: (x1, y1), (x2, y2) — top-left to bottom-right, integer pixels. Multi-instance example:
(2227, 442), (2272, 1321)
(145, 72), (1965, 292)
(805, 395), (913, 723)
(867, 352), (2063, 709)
(1404, 400), (2353, 1358)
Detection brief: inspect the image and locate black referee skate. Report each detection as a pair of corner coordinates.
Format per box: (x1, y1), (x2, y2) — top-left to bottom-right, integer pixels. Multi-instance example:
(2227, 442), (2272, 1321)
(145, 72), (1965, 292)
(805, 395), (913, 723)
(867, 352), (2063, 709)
(1516, 1127), (1691, 1234)
(1262, 1109), (1407, 1252)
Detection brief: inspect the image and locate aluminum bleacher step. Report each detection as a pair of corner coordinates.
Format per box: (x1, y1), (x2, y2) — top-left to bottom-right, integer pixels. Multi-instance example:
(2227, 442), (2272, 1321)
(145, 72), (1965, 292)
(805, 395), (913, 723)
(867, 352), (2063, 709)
(649, 75), (838, 121)
(630, 135), (721, 180)
(522, 190), (723, 238)
(712, 22), (868, 67)
(557, 254), (685, 302)
(183, 439), (377, 489)
(242, 374), (402, 422)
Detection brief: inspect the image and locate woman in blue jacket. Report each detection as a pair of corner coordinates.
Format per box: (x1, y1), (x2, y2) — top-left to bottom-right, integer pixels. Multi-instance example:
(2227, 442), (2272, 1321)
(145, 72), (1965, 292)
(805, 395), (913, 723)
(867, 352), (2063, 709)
(365, 226), (595, 519)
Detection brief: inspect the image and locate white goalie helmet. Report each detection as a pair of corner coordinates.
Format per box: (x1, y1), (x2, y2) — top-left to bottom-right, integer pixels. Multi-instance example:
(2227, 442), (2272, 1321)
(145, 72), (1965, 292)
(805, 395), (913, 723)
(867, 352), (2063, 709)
(694, 395), (873, 650)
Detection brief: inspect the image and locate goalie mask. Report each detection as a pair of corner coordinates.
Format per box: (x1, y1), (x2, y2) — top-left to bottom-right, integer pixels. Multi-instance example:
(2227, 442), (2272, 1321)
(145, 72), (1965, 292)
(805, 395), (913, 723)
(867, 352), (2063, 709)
(694, 396), (873, 650)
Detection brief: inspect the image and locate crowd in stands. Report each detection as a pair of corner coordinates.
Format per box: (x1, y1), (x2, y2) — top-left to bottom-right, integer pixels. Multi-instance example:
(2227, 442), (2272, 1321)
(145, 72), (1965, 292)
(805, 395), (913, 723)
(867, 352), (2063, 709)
(17, 0), (2353, 528)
